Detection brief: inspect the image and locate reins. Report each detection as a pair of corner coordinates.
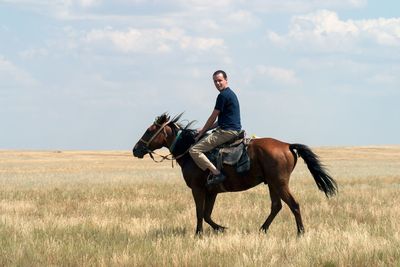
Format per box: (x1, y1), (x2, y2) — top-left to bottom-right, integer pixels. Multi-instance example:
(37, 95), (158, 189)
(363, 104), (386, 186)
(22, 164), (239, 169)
(147, 150), (174, 163)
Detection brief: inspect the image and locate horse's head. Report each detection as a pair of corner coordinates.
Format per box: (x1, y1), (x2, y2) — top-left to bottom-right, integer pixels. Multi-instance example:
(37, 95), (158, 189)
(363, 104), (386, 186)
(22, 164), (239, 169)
(133, 113), (171, 158)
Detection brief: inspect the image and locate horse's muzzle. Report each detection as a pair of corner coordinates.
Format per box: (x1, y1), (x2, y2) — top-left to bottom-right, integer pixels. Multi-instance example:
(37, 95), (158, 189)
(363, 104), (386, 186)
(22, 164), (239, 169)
(133, 143), (146, 158)
(132, 148), (144, 158)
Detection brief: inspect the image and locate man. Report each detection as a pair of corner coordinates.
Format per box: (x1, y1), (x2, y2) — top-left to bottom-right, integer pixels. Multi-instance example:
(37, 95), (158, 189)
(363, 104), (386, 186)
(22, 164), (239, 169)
(189, 70), (242, 186)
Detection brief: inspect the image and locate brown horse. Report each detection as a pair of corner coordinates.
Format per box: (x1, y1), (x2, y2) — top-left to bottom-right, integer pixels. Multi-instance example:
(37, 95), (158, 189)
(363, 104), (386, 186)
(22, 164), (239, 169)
(132, 113), (337, 236)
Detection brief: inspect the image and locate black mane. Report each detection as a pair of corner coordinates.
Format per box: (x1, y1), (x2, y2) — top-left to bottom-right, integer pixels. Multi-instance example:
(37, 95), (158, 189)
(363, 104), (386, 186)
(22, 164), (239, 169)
(171, 128), (197, 156)
(155, 112), (170, 125)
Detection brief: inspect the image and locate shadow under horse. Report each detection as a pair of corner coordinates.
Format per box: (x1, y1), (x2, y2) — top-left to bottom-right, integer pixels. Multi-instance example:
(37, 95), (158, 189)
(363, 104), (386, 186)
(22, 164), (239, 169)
(133, 113), (338, 236)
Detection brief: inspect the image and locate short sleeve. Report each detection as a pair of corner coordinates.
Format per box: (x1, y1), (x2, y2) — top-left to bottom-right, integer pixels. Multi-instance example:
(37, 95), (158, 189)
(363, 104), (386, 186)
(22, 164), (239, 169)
(214, 93), (225, 112)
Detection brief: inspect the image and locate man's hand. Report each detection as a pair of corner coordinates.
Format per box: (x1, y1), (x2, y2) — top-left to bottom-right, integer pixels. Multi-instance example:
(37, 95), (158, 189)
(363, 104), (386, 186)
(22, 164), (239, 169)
(194, 129), (203, 142)
(194, 109), (219, 143)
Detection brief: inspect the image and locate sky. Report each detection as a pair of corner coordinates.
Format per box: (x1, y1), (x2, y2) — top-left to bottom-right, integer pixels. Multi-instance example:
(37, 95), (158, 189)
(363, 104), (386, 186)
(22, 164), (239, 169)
(1, 0), (399, 150)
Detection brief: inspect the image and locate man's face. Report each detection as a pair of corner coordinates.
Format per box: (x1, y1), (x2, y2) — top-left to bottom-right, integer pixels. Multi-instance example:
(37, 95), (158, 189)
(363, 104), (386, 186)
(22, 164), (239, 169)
(213, 73), (228, 91)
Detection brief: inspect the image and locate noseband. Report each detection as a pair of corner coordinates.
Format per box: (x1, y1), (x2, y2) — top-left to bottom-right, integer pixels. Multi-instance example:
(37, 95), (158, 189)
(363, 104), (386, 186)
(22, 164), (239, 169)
(138, 120), (187, 165)
(139, 120), (170, 148)
(138, 120), (175, 163)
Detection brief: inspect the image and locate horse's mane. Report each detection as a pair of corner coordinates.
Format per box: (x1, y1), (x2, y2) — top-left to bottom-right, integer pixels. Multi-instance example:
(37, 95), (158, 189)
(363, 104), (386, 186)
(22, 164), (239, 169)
(172, 127), (197, 156)
(154, 112), (197, 156)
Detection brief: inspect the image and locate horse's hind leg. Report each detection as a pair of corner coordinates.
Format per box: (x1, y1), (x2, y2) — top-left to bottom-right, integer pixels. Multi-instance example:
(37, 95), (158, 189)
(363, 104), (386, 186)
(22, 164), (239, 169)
(260, 185), (282, 233)
(204, 192), (226, 232)
(278, 184), (305, 236)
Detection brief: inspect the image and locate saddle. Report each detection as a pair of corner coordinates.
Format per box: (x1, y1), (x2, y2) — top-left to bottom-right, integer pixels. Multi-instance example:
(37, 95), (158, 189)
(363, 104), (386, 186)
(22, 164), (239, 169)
(205, 130), (251, 175)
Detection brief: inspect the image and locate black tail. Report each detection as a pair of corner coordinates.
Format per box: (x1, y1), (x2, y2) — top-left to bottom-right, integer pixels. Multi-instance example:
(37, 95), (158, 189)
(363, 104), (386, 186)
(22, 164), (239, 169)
(290, 144), (338, 198)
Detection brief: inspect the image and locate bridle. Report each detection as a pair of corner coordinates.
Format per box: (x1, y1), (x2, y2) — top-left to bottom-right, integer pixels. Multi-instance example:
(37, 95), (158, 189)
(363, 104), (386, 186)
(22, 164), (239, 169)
(138, 116), (194, 167)
(137, 119), (194, 166)
(138, 120), (173, 163)
(139, 120), (170, 148)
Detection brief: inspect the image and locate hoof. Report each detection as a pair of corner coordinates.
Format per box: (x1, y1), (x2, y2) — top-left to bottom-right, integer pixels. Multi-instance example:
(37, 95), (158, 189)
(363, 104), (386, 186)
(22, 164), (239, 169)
(214, 226), (227, 233)
(195, 229), (203, 237)
(297, 229), (305, 237)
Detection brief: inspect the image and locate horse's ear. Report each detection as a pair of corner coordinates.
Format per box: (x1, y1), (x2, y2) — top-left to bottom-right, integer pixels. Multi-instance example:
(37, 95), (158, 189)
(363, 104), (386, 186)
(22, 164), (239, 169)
(162, 113), (170, 123)
(172, 112), (184, 123)
(155, 112), (170, 125)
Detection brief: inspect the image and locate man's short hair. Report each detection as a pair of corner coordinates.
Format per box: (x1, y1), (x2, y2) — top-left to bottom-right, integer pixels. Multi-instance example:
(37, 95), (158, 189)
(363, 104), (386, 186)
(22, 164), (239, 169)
(213, 70), (227, 80)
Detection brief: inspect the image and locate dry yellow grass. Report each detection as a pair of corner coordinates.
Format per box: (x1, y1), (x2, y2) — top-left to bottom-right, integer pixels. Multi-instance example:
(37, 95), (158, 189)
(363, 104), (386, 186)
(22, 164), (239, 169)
(0, 147), (399, 266)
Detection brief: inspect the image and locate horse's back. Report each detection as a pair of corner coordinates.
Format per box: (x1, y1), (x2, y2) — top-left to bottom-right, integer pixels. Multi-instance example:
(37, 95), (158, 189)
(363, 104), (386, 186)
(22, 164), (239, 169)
(249, 137), (290, 152)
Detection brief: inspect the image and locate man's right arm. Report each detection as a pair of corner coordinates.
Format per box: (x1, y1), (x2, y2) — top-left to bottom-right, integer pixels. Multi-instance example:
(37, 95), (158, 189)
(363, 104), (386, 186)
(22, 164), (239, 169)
(196, 109), (220, 141)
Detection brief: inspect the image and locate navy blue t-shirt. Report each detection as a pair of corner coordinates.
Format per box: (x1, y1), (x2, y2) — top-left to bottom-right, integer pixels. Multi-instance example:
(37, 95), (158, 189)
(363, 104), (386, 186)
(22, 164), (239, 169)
(214, 87), (241, 131)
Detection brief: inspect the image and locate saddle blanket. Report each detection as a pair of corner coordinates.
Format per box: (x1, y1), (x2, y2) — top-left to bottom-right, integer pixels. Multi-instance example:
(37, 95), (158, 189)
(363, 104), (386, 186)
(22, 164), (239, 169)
(205, 138), (251, 174)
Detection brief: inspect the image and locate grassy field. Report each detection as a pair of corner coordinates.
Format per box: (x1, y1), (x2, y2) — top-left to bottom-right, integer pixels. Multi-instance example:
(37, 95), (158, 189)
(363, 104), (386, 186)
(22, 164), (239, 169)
(1, 147), (399, 266)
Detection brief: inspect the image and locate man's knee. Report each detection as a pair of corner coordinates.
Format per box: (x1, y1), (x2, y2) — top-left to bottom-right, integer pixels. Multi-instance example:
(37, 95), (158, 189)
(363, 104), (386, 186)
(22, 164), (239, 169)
(189, 148), (196, 158)
(190, 146), (204, 161)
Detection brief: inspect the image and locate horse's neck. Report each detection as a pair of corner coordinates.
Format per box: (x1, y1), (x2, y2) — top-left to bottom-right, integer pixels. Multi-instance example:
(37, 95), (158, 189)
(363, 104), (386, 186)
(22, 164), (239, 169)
(165, 126), (179, 152)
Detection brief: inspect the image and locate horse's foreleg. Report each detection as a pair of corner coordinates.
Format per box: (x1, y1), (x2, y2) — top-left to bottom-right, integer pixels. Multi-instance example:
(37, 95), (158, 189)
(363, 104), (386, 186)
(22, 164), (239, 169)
(260, 185), (282, 233)
(204, 192), (226, 232)
(191, 188), (205, 236)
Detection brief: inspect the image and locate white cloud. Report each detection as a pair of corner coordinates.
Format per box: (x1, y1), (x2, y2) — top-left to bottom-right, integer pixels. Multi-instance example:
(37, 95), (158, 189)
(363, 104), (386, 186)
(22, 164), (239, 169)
(19, 48), (49, 59)
(193, 19), (220, 32)
(367, 73), (398, 86)
(242, 0), (367, 13)
(255, 65), (301, 85)
(78, 0), (101, 7)
(0, 56), (37, 87)
(179, 36), (224, 51)
(176, 0), (234, 10)
(296, 57), (369, 73)
(357, 17), (400, 46)
(0, 0), (370, 27)
(268, 10), (400, 51)
(84, 27), (225, 53)
(225, 10), (260, 30)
